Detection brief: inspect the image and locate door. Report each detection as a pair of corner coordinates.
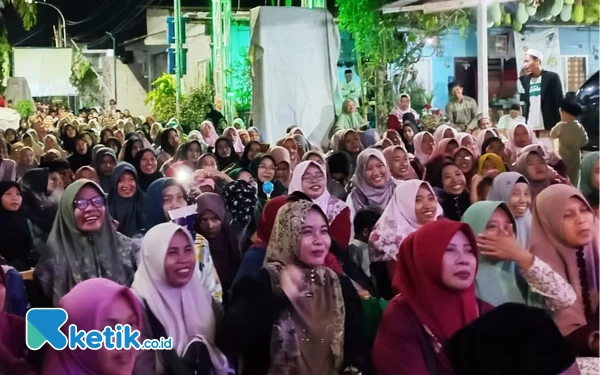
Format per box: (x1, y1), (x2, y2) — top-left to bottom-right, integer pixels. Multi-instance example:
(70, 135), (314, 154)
(454, 57), (478, 101)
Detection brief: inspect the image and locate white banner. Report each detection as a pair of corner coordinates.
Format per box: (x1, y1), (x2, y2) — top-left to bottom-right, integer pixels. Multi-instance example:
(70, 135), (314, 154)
(13, 48), (77, 97)
(513, 28), (563, 92)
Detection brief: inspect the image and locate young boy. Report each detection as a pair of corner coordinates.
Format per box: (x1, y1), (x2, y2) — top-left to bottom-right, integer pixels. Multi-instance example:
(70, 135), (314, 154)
(550, 99), (588, 184)
(497, 103), (526, 137)
(348, 207), (381, 278)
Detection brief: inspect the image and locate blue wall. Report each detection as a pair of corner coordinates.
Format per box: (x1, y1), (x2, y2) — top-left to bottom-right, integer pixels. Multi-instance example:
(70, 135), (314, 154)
(426, 26), (599, 108)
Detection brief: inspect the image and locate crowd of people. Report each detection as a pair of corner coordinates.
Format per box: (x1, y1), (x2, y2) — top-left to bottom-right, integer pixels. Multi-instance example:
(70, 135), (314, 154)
(0, 49), (597, 375)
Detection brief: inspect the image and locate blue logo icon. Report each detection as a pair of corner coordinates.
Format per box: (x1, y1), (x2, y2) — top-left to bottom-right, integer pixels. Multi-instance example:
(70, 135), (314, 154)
(26, 308), (69, 350)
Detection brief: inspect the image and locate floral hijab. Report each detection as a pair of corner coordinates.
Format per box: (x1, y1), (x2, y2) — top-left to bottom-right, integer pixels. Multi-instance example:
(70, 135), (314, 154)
(264, 200), (345, 375)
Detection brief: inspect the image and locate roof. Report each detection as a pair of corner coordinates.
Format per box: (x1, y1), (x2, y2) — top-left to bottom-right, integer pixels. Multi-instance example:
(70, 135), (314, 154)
(381, 0), (512, 14)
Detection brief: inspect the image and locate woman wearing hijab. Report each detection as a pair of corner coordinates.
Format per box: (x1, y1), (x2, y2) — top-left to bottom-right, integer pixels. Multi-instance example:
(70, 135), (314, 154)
(157, 128), (180, 166)
(400, 122), (416, 154)
(142, 178), (222, 302)
(387, 93), (420, 131)
(200, 120), (219, 148)
(433, 124), (458, 144)
(506, 123), (537, 161)
(4, 128), (18, 145)
(19, 168), (60, 247)
(487, 172), (532, 248)
(360, 129), (379, 148)
(412, 131), (435, 165)
(195, 193), (243, 303)
(281, 136), (300, 170)
(60, 123), (78, 154)
(43, 135), (68, 158)
(205, 104), (225, 129)
(42, 278), (142, 375)
(133, 149), (162, 192)
(237, 141), (261, 169)
(335, 129), (363, 174)
(107, 163), (145, 237)
(132, 223), (228, 374)
(453, 147), (476, 186)
(292, 133), (312, 160)
(34, 179), (136, 305)
(223, 127), (244, 154)
(74, 166), (99, 183)
(529, 185), (599, 357)
(67, 135), (92, 173)
(383, 145), (418, 181)
(119, 135), (144, 165)
(288, 161), (351, 247)
(221, 200), (371, 375)
(212, 137), (240, 171)
(372, 220), (492, 374)
(432, 161), (471, 221)
(247, 126), (262, 143)
(15, 147), (38, 180)
(21, 130), (44, 159)
(333, 98), (365, 133)
(580, 152), (599, 216)
(104, 137), (122, 157)
(456, 132), (478, 157)
(249, 153), (288, 203)
(513, 148), (559, 200)
(477, 153), (507, 176)
(0, 269), (35, 374)
(100, 127), (114, 144)
(174, 140), (203, 167)
(430, 138), (459, 160)
(0, 181), (34, 270)
(91, 147), (117, 193)
(268, 146), (292, 188)
(347, 148), (397, 219)
(476, 128), (499, 152)
(462, 200), (576, 309)
(383, 129), (405, 149)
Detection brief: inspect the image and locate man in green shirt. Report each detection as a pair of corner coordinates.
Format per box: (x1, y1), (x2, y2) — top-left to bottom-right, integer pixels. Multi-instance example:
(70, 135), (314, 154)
(445, 81), (478, 132)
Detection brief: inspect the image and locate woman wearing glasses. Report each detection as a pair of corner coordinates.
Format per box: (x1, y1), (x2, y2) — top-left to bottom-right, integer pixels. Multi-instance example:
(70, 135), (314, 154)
(34, 179), (136, 306)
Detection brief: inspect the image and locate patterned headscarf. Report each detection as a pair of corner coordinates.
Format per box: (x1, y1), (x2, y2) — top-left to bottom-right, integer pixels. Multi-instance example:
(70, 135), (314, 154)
(221, 180), (257, 225)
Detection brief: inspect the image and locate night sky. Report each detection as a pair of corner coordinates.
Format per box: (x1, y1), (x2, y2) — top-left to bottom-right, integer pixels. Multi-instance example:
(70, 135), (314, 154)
(3, 0), (337, 49)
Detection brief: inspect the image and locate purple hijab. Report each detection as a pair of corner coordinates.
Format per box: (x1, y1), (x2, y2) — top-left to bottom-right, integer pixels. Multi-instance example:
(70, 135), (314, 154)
(42, 278), (142, 375)
(350, 148), (396, 211)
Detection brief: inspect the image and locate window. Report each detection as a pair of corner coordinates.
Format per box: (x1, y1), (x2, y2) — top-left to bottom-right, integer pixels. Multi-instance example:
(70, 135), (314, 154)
(562, 56), (588, 92)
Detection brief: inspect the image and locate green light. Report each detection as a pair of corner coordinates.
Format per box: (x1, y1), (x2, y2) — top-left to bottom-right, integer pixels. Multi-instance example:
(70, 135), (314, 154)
(226, 92), (235, 98)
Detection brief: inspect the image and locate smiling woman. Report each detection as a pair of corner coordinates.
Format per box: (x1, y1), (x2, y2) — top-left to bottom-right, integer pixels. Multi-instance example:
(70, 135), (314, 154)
(107, 162), (145, 237)
(33, 179), (136, 305)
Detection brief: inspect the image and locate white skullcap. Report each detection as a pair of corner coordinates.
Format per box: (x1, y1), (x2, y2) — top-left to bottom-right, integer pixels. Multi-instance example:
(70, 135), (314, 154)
(525, 49), (543, 62)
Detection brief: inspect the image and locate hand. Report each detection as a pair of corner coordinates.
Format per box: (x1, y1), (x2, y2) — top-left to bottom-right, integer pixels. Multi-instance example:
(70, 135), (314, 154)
(477, 227), (534, 269)
(111, 219), (119, 229)
(484, 169), (500, 178)
(470, 174), (484, 189)
(357, 288), (371, 300)
(279, 264), (305, 301)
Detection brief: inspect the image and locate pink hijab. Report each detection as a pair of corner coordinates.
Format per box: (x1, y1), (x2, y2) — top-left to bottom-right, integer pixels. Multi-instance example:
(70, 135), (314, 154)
(476, 128), (500, 150)
(200, 120), (219, 148)
(382, 145), (418, 180)
(288, 160), (347, 222)
(456, 132), (479, 157)
(433, 124), (458, 144)
(412, 131), (434, 165)
(42, 278), (142, 375)
(223, 126), (244, 154)
(368, 180), (443, 262)
(506, 123), (537, 157)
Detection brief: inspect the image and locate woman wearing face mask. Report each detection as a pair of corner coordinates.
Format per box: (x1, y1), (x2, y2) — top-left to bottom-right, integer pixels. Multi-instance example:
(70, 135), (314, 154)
(43, 278), (142, 375)
(530, 185), (600, 358)
(268, 146), (292, 188)
(383, 145), (418, 181)
(34, 180), (136, 305)
(462, 201), (576, 309)
(412, 131), (435, 165)
(107, 163), (145, 237)
(373, 220), (491, 374)
(288, 161), (351, 247)
(67, 135), (92, 173)
(212, 137), (240, 171)
(487, 172), (532, 248)
(579, 152), (600, 216)
(0, 181), (34, 270)
(249, 153), (288, 203)
(220, 200), (371, 375)
(132, 149), (162, 192)
(369, 180), (443, 299)
(431, 161), (471, 221)
(141, 178), (222, 302)
(132, 223), (229, 375)
(91, 147), (117, 193)
(346, 149), (397, 221)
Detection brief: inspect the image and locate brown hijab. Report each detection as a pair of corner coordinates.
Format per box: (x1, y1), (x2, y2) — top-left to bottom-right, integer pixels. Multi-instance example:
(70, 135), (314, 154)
(264, 200), (344, 375)
(530, 185), (599, 338)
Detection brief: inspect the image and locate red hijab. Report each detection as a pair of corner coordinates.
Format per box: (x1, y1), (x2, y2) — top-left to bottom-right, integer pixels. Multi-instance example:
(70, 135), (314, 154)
(393, 220), (480, 342)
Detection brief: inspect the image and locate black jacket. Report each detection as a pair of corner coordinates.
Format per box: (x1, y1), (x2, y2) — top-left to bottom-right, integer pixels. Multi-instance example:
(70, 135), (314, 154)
(218, 268), (373, 375)
(519, 70), (564, 131)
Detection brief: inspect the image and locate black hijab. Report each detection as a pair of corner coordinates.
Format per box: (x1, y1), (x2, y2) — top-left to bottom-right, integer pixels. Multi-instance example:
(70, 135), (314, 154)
(432, 161), (471, 222)
(67, 135), (92, 172)
(248, 153), (288, 200)
(238, 141), (260, 168)
(0, 181), (33, 270)
(205, 104), (224, 127)
(212, 137), (240, 171)
(159, 128), (178, 157)
(60, 124), (78, 154)
(133, 149), (162, 192)
(19, 168), (58, 233)
(122, 136), (144, 165)
(104, 137), (122, 157)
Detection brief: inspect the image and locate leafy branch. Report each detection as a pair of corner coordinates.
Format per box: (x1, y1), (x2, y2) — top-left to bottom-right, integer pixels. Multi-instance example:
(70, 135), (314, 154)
(5, 0), (37, 30)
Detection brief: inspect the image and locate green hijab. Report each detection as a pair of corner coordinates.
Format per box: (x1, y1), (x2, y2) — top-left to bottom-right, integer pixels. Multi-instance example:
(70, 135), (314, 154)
(579, 151), (599, 197)
(461, 201), (542, 307)
(33, 179), (135, 305)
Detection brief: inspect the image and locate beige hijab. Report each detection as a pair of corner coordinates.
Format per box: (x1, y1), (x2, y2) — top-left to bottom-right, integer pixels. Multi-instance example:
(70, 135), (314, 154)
(530, 184), (599, 337)
(264, 200), (345, 375)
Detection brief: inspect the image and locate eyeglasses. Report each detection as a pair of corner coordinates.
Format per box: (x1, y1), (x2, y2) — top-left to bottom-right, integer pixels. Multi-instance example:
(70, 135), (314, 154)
(73, 196), (105, 210)
(455, 155), (472, 161)
(301, 173), (325, 183)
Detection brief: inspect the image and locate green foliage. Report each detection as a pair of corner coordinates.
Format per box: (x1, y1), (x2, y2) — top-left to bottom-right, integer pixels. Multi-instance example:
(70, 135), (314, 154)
(145, 73), (177, 122)
(15, 100), (34, 118)
(230, 48), (252, 113)
(181, 85), (215, 133)
(0, 31), (11, 94)
(5, 0), (37, 30)
(70, 49), (103, 108)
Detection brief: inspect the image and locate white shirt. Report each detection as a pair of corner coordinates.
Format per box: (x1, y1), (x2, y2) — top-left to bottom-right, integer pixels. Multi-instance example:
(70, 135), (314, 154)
(341, 80), (361, 107)
(497, 114), (527, 130)
(528, 76), (544, 130)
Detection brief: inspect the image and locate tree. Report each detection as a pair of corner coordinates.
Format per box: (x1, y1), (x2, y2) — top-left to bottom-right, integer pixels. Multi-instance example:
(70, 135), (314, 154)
(336, 0), (470, 128)
(70, 48), (104, 108)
